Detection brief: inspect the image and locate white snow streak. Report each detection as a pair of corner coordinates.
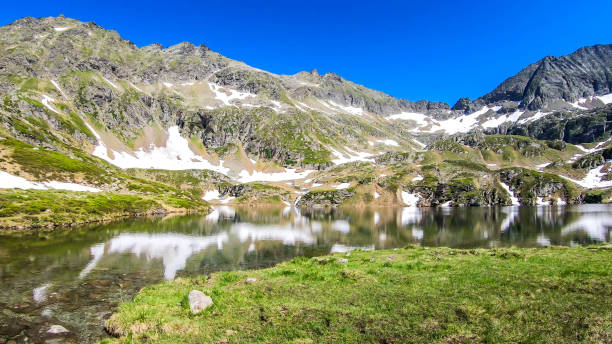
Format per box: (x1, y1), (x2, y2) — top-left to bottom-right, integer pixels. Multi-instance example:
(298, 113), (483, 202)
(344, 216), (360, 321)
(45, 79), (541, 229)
(376, 139), (399, 146)
(208, 83), (255, 106)
(332, 183), (351, 190)
(329, 147), (374, 165)
(499, 182), (520, 205)
(327, 101), (365, 116)
(0, 171), (100, 192)
(41, 94), (60, 113)
(101, 76), (119, 89)
(237, 169), (314, 183)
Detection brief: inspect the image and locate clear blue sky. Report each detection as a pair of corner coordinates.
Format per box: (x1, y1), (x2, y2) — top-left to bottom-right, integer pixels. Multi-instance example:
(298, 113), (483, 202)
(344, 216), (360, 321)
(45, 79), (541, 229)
(1, 0), (611, 105)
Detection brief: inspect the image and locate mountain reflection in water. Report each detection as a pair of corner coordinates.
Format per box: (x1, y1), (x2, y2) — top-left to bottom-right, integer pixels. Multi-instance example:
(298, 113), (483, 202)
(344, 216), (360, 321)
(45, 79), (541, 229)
(0, 204), (611, 343)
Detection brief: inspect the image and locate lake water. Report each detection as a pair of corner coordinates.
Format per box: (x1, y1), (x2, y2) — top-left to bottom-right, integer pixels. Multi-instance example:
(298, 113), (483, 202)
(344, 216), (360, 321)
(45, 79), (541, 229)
(1, 204), (611, 343)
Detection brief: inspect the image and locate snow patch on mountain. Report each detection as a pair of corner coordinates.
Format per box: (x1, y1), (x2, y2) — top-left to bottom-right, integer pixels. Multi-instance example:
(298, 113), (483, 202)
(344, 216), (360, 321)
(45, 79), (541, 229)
(376, 139), (399, 146)
(560, 165), (612, 189)
(327, 101), (365, 116)
(202, 189), (221, 201)
(329, 147), (374, 165)
(236, 169), (313, 183)
(0, 171), (101, 192)
(332, 183), (351, 190)
(387, 112), (430, 126)
(597, 93), (612, 105)
(481, 110), (524, 128)
(87, 124), (230, 174)
(208, 83), (255, 106)
(401, 191), (420, 207)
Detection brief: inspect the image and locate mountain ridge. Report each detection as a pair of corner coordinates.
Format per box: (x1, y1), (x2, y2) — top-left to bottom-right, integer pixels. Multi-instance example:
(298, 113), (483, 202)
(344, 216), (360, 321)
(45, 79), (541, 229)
(1, 15), (612, 224)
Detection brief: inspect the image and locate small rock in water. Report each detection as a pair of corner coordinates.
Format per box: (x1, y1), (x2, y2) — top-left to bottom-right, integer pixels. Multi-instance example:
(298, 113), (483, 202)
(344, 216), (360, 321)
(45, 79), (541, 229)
(245, 277), (257, 284)
(47, 325), (69, 334)
(189, 290), (213, 314)
(337, 258), (349, 264)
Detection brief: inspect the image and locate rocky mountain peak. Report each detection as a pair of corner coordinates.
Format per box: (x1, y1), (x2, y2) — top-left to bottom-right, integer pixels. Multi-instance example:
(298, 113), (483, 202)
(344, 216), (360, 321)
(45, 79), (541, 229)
(479, 44), (612, 110)
(451, 97), (472, 112)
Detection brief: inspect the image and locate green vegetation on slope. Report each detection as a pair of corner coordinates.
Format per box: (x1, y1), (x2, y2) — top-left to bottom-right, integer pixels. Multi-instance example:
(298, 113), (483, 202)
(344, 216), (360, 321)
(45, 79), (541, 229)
(105, 246), (612, 343)
(0, 189), (209, 230)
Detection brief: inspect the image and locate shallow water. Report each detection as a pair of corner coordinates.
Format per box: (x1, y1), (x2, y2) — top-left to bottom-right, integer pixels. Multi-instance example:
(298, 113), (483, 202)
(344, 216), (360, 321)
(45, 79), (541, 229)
(1, 204), (611, 343)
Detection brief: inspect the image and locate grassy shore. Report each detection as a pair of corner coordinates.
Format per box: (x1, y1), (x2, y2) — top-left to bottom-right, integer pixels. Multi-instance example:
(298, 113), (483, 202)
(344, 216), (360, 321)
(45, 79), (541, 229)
(104, 246), (611, 343)
(0, 189), (209, 231)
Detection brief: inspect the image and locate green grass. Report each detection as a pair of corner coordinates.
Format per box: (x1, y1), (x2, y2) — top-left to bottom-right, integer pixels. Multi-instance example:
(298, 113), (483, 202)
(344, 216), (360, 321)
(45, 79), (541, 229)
(0, 188), (209, 230)
(104, 246), (612, 343)
(0, 137), (112, 183)
(0, 189), (160, 229)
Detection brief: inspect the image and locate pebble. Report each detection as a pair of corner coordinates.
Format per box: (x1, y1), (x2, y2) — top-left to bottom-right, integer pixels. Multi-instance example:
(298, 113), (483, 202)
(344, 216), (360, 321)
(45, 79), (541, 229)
(245, 277), (257, 284)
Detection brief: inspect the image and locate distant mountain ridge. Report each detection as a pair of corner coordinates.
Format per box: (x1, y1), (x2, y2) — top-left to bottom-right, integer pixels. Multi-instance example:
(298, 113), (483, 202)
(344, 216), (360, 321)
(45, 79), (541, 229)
(478, 44), (612, 110)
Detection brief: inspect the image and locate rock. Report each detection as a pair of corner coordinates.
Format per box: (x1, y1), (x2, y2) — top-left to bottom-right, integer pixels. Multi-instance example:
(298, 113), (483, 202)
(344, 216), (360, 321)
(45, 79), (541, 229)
(337, 258), (348, 264)
(47, 325), (69, 334)
(245, 277), (257, 284)
(297, 189), (355, 208)
(451, 97), (472, 112)
(188, 290), (213, 314)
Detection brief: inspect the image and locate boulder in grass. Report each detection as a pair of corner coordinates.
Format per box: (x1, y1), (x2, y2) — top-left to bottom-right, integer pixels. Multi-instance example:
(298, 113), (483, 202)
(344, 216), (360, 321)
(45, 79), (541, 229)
(189, 290), (213, 314)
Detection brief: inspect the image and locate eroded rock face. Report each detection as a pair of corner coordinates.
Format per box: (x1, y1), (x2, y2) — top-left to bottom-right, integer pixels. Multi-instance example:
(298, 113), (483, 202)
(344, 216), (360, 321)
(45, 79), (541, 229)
(479, 45), (612, 110)
(188, 290), (213, 314)
(502, 105), (612, 144)
(297, 189), (355, 208)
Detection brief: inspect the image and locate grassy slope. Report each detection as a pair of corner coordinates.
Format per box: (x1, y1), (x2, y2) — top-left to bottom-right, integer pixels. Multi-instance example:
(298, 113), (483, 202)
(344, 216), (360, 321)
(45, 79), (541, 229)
(0, 189), (208, 231)
(105, 246), (611, 343)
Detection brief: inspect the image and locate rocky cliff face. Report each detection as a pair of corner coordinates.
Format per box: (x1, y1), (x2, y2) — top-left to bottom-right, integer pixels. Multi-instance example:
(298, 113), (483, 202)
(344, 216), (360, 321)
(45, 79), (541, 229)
(479, 45), (612, 110)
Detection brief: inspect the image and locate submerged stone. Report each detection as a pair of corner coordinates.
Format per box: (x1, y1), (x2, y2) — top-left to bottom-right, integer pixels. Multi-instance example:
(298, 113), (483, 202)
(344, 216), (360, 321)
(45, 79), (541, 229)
(47, 324), (69, 334)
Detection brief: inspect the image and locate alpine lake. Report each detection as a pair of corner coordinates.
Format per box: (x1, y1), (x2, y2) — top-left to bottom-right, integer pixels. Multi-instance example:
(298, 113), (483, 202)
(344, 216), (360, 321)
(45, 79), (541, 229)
(1, 204), (610, 343)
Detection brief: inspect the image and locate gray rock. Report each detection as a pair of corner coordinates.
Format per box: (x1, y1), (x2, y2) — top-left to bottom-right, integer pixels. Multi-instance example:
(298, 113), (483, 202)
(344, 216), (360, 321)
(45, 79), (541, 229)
(245, 277), (257, 284)
(337, 258), (349, 264)
(188, 290), (213, 314)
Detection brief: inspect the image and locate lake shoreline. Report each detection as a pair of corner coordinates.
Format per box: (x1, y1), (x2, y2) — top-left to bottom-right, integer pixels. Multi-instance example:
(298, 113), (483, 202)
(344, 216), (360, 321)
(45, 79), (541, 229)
(104, 245), (612, 343)
(0, 189), (211, 233)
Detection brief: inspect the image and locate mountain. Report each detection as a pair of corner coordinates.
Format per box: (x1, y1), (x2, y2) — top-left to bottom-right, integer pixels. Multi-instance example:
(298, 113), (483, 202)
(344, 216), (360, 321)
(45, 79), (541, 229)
(478, 44), (612, 110)
(1, 16), (612, 229)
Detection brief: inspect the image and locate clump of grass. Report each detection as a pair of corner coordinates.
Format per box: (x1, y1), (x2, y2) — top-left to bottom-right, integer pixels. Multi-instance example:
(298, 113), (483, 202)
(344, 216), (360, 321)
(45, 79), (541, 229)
(104, 246), (612, 343)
